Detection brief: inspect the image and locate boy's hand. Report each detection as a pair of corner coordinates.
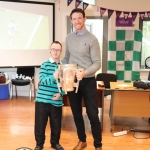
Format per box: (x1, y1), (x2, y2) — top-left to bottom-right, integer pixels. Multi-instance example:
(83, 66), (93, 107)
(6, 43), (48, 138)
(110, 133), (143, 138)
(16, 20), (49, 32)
(53, 71), (59, 79)
(52, 93), (61, 100)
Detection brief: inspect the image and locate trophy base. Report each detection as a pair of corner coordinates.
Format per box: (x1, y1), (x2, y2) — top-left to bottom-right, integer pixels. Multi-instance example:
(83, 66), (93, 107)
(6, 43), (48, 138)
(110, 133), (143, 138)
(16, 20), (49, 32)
(62, 88), (74, 92)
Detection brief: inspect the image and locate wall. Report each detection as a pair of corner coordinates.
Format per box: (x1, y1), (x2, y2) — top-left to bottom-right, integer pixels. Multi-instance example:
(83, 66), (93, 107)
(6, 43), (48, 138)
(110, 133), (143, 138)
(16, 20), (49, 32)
(48, 0), (150, 81)
(55, 0), (150, 43)
(1, 0), (150, 97)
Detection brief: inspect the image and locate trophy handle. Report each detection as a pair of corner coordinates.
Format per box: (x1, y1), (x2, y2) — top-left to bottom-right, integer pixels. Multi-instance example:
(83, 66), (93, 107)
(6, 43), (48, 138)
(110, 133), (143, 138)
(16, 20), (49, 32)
(74, 68), (84, 93)
(74, 80), (80, 93)
(56, 79), (61, 93)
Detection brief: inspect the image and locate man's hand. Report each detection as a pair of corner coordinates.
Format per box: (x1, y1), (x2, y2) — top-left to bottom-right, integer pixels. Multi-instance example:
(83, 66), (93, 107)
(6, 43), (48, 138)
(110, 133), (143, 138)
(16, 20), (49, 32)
(52, 93), (61, 100)
(76, 69), (86, 81)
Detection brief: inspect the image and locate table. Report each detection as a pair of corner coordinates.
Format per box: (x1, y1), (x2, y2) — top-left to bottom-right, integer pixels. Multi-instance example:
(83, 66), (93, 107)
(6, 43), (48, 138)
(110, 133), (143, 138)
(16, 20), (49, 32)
(97, 81), (105, 130)
(109, 82), (150, 131)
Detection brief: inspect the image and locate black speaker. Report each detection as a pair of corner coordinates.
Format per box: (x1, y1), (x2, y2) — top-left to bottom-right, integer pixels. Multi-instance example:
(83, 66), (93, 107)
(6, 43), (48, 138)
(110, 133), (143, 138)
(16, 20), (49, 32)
(133, 80), (149, 89)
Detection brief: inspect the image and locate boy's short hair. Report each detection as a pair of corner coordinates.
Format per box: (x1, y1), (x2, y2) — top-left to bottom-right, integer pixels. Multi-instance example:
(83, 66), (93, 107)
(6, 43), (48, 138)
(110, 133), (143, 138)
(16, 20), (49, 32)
(51, 41), (62, 49)
(70, 8), (85, 19)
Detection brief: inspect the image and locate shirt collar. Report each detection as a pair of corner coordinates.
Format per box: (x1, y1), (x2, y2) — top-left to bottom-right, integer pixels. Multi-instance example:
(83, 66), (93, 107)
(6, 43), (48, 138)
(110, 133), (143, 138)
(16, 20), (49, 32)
(49, 57), (62, 64)
(74, 28), (87, 36)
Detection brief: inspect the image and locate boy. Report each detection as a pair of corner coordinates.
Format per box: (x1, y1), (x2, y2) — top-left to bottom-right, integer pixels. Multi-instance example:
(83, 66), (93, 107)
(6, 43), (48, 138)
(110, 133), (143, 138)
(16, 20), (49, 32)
(34, 41), (64, 150)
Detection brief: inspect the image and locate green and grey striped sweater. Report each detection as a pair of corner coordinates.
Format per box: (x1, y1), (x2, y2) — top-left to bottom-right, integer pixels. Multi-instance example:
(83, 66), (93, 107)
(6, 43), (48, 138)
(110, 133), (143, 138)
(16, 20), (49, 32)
(35, 59), (64, 107)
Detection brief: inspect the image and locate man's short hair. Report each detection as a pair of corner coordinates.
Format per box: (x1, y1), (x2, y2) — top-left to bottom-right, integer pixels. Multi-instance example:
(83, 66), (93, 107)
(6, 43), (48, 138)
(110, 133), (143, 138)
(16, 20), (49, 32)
(70, 8), (85, 19)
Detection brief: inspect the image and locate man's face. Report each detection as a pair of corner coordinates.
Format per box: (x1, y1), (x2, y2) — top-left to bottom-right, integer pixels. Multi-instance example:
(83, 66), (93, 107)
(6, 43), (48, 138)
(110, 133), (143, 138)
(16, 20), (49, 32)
(71, 12), (86, 31)
(50, 43), (61, 59)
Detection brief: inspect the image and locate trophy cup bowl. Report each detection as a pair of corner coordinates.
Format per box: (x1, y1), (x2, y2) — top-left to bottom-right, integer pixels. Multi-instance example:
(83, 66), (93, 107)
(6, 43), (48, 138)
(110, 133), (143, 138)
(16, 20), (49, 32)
(56, 64), (79, 94)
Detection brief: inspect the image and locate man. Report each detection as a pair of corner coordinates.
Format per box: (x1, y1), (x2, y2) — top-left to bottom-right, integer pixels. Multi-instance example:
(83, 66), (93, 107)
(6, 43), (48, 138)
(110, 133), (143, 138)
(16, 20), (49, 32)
(34, 41), (65, 150)
(61, 8), (102, 150)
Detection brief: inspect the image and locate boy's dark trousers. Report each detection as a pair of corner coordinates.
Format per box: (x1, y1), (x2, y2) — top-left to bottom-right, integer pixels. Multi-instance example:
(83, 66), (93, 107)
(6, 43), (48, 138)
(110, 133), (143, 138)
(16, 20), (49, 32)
(34, 102), (62, 147)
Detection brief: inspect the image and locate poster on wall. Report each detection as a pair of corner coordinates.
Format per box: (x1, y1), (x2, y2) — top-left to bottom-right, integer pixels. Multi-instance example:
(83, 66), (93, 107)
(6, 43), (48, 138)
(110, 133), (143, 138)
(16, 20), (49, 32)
(116, 17), (133, 27)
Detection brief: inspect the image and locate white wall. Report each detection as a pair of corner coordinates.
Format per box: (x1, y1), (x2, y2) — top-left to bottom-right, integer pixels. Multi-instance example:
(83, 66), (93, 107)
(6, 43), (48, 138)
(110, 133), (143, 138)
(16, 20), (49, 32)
(1, 0), (150, 97)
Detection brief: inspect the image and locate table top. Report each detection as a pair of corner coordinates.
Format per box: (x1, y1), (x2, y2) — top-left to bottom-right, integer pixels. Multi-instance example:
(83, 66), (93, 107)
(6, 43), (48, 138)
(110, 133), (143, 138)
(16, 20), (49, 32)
(110, 81), (150, 91)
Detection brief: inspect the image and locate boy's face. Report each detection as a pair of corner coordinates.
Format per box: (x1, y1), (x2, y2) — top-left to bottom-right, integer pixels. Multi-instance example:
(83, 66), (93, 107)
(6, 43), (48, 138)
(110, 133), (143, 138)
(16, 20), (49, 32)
(50, 43), (62, 59)
(71, 12), (86, 32)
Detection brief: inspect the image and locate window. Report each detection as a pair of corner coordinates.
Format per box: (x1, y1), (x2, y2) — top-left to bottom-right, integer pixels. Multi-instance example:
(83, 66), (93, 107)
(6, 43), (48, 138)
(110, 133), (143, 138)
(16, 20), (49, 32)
(139, 18), (150, 69)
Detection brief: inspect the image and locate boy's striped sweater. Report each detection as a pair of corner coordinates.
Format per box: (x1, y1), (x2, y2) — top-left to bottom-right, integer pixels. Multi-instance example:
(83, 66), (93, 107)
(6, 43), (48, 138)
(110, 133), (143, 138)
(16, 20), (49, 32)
(35, 60), (64, 107)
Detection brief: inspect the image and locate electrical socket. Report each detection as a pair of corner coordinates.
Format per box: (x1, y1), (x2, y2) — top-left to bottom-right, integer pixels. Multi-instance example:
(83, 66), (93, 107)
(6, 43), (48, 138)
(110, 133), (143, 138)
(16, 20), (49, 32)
(113, 130), (127, 137)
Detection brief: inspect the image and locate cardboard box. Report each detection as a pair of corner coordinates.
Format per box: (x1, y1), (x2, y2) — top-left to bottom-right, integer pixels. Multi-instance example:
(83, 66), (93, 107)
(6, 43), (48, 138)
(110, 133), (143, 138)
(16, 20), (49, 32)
(0, 83), (9, 100)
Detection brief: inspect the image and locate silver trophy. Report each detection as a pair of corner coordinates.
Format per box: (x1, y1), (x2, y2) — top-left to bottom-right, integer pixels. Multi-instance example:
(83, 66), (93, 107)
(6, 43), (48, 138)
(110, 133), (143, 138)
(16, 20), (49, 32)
(56, 64), (79, 94)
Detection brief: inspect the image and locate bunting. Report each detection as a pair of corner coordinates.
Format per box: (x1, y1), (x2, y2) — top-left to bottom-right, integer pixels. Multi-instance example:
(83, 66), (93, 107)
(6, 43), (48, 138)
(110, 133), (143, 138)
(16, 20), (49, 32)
(139, 12), (145, 20)
(66, 0), (150, 21)
(100, 7), (106, 17)
(123, 12), (130, 20)
(116, 11), (122, 19)
(83, 2), (89, 10)
(75, 0), (82, 8)
(147, 11), (150, 20)
(108, 9), (114, 19)
(131, 12), (138, 21)
(67, 0), (73, 6)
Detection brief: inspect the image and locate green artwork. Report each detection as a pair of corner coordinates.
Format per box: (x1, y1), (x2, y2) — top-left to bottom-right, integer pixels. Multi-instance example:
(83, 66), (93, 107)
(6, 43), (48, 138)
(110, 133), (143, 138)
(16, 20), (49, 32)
(108, 30), (142, 82)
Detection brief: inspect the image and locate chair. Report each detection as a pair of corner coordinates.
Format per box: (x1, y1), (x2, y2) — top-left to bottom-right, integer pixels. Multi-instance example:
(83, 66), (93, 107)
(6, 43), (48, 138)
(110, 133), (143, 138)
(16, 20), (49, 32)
(96, 73), (117, 118)
(10, 67), (35, 101)
(148, 71), (150, 81)
(96, 73), (117, 96)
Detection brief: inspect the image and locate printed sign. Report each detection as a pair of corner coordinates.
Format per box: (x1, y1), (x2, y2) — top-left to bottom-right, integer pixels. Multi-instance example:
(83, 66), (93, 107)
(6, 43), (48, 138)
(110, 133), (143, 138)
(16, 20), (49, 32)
(116, 17), (133, 27)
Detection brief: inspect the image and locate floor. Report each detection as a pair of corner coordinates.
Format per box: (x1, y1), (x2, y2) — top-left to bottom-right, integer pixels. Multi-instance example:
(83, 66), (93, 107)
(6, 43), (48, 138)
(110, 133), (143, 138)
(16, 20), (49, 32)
(0, 96), (150, 150)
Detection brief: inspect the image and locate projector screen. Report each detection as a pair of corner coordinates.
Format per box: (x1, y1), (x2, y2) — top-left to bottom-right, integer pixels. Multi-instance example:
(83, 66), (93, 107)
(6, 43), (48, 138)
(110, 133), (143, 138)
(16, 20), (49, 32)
(0, 0), (55, 67)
